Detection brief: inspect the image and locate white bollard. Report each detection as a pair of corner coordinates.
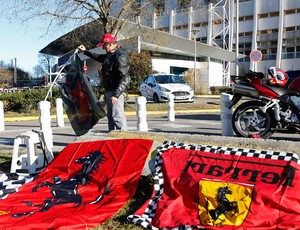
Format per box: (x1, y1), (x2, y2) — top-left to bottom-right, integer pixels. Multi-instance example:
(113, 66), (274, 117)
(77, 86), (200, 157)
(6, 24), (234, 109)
(56, 98), (65, 127)
(38, 101), (53, 150)
(135, 96), (148, 132)
(220, 92), (233, 136)
(0, 101), (4, 131)
(168, 94), (175, 121)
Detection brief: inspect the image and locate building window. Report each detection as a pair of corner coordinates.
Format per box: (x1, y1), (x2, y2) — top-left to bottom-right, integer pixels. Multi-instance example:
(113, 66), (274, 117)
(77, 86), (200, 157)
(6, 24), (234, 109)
(178, 0), (191, 9)
(132, 0), (142, 8)
(270, 41), (278, 46)
(284, 38), (296, 45)
(258, 41), (269, 48)
(287, 47), (295, 53)
(193, 22), (208, 27)
(170, 66), (188, 75)
(259, 13), (268, 18)
(258, 12), (280, 18)
(244, 15), (253, 21)
(270, 12), (279, 17)
(285, 26), (296, 32)
(244, 43), (251, 48)
(270, 48), (277, 54)
(213, 19), (222, 25)
(285, 9), (296, 15)
(153, 0), (165, 15)
(174, 24), (188, 30)
(259, 30), (268, 35)
(244, 50), (251, 56)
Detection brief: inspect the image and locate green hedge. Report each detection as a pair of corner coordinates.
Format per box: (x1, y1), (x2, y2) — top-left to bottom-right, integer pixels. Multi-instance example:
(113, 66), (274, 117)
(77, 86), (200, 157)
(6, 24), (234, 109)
(0, 88), (60, 113)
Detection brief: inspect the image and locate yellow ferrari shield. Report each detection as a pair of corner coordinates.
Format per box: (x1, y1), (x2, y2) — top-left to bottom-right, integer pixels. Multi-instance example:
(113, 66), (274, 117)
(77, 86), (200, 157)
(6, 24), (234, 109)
(198, 180), (253, 227)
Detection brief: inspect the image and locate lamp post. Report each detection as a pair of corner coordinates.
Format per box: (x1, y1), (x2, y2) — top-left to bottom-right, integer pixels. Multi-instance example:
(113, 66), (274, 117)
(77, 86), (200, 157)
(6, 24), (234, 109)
(192, 30), (199, 92)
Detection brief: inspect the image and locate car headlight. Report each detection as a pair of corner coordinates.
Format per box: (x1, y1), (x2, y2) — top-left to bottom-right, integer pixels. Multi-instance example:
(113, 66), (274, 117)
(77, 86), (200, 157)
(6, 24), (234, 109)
(158, 86), (171, 92)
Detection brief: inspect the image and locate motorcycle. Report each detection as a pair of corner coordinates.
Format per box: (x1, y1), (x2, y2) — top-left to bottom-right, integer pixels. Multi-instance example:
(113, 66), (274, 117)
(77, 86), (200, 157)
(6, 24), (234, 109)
(229, 67), (300, 139)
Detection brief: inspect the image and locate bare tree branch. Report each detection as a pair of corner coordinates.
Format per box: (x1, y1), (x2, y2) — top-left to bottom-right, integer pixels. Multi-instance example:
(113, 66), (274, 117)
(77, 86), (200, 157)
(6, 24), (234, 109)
(0, 0), (157, 52)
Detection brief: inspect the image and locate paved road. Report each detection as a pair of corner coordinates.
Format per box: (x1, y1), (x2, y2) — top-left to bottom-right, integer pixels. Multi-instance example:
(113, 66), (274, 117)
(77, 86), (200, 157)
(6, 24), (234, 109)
(1, 110), (300, 154)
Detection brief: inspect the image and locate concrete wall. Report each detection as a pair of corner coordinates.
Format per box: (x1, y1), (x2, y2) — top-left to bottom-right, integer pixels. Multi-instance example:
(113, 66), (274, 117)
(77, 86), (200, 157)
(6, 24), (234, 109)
(151, 58), (223, 92)
(208, 62), (223, 86)
(151, 57), (202, 74)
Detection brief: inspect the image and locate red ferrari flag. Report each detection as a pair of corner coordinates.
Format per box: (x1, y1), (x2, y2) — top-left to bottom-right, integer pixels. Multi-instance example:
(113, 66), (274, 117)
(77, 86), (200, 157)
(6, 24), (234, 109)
(129, 141), (300, 229)
(0, 139), (153, 229)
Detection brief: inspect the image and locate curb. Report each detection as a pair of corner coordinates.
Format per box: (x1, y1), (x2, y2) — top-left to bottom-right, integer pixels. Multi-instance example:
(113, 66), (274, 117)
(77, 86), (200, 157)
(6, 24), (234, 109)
(4, 95), (221, 121)
(4, 115), (69, 122)
(4, 109), (221, 122)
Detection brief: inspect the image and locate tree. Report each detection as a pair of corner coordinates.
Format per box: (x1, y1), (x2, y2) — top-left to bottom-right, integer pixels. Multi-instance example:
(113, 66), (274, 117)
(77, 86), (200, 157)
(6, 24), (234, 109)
(32, 54), (57, 86)
(1, 0), (156, 49)
(128, 51), (153, 93)
(0, 68), (14, 88)
(33, 54), (57, 78)
(38, 54), (57, 73)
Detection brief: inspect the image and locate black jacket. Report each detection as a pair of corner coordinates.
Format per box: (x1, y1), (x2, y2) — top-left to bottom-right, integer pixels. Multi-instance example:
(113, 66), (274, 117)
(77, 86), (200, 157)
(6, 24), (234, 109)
(83, 47), (130, 98)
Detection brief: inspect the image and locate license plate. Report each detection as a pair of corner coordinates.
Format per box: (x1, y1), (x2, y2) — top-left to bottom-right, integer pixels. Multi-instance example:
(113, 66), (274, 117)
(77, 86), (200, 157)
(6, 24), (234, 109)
(175, 96), (186, 100)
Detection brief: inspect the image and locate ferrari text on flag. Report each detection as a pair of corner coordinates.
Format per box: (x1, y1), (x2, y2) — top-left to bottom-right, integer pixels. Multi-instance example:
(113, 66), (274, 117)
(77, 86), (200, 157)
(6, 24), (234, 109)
(129, 141), (300, 229)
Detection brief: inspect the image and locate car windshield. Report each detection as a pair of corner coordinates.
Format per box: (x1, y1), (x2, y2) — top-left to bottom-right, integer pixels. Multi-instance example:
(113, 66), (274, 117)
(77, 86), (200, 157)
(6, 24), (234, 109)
(154, 75), (185, 84)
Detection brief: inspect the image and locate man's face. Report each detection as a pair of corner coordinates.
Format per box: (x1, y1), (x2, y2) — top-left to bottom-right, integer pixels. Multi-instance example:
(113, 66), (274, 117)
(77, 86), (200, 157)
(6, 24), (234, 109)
(102, 42), (115, 52)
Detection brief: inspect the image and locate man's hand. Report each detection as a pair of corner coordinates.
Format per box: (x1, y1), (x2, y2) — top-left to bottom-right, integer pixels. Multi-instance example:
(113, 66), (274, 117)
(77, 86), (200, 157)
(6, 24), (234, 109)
(78, 45), (86, 52)
(111, 96), (118, 104)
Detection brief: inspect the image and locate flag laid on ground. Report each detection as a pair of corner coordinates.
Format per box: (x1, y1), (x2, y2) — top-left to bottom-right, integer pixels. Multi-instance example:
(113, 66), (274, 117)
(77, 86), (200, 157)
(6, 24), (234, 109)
(129, 141), (300, 229)
(58, 53), (106, 136)
(0, 173), (34, 199)
(0, 138), (153, 229)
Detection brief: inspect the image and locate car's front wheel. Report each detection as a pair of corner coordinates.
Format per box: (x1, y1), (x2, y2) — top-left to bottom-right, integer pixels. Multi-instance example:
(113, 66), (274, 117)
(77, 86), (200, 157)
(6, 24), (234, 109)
(153, 93), (160, 103)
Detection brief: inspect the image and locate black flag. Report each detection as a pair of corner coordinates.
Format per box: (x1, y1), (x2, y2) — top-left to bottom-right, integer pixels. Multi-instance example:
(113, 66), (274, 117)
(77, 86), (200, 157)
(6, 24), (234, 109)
(58, 53), (106, 136)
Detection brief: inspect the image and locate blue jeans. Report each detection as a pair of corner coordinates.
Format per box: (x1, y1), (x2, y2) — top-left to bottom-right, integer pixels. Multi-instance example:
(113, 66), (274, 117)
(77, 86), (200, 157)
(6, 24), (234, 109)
(105, 91), (128, 131)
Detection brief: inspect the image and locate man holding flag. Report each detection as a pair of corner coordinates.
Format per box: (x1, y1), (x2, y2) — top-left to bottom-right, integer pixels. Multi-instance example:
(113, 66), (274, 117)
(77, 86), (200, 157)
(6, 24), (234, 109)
(79, 33), (130, 132)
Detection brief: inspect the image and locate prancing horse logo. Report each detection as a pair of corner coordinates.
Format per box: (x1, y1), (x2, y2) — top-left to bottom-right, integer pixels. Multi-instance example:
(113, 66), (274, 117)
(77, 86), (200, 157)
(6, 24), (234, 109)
(209, 186), (238, 220)
(12, 150), (112, 218)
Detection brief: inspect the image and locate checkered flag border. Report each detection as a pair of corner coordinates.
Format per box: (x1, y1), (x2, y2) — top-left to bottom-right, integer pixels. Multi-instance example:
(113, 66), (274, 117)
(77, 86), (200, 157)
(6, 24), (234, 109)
(128, 141), (299, 229)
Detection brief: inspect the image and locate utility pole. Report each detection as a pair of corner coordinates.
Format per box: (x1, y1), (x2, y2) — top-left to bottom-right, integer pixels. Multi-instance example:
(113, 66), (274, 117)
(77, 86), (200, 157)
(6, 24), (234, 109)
(235, 0), (239, 75)
(12, 58), (17, 85)
(192, 29), (199, 93)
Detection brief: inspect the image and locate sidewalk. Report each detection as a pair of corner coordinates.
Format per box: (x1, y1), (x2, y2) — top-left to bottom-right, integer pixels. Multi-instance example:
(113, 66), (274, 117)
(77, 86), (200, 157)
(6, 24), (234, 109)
(3, 94), (221, 121)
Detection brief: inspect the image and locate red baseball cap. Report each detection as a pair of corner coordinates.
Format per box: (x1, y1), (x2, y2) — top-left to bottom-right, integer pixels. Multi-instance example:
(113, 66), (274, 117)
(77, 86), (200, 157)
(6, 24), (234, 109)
(97, 33), (116, 47)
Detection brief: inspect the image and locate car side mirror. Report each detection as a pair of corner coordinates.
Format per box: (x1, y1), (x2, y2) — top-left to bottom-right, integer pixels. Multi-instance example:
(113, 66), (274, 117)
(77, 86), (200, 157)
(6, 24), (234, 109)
(148, 83), (153, 87)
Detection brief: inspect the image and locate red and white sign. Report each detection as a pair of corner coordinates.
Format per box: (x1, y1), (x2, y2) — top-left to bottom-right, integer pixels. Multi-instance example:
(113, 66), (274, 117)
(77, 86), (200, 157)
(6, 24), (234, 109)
(83, 65), (88, 73)
(250, 49), (263, 62)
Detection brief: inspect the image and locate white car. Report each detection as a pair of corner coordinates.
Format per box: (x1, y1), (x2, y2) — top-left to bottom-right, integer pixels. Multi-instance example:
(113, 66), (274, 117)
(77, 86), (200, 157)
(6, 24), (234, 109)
(139, 74), (194, 103)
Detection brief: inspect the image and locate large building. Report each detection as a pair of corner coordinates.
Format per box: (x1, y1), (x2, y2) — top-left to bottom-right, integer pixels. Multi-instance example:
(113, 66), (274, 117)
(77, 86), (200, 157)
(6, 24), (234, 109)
(140, 0), (300, 74)
(41, 0), (300, 92)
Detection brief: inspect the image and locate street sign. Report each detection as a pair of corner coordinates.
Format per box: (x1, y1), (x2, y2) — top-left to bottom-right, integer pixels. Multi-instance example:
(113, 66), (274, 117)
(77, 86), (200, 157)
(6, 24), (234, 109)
(250, 50), (263, 62)
(83, 65), (88, 73)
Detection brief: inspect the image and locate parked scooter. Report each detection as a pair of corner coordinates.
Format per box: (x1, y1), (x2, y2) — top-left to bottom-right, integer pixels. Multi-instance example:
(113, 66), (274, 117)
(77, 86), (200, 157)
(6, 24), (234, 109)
(230, 67), (300, 139)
